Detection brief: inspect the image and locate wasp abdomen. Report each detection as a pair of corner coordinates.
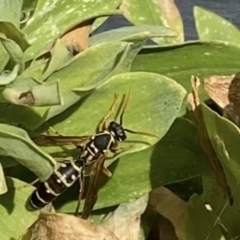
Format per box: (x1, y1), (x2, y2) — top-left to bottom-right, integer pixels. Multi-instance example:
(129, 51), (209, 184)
(29, 161), (82, 209)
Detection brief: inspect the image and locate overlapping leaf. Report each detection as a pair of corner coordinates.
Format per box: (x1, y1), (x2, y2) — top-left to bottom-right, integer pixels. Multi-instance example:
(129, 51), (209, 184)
(194, 7), (240, 45)
(201, 103), (240, 203)
(89, 25), (176, 46)
(0, 124), (55, 180)
(120, 0), (183, 44)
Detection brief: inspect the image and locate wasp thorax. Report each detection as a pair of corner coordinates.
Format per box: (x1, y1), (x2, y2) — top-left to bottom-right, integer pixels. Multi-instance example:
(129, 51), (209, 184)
(108, 121), (127, 141)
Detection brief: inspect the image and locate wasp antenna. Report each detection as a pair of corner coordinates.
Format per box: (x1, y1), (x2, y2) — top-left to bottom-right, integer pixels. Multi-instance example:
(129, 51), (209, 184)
(119, 89), (131, 125)
(124, 128), (159, 138)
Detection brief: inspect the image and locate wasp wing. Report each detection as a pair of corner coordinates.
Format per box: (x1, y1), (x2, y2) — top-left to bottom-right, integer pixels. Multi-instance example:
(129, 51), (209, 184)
(32, 135), (91, 146)
(81, 154), (106, 219)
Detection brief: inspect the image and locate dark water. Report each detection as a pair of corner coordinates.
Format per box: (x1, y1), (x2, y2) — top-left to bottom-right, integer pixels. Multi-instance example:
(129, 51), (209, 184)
(95, 1), (240, 40)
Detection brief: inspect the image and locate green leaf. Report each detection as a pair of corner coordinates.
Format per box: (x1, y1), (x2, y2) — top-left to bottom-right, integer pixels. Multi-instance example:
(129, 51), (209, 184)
(0, 43), (9, 73)
(0, 22), (30, 51)
(2, 80), (62, 106)
(120, 0), (183, 44)
(0, 124), (55, 180)
(202, 175), (240, 239)
(47, 41), (129, 91)
(0, 177), (40, 240)
(105, 33), (150, 75)
(0, 33), (24, 72)
(89, 25), (176, 46)
(40, 39), (72, 81)
(0, 0), (22, 28)
(201, 103), (240, 203)
(37, 72), (186, 157)
(0, 0), (29, 51)
(0, 156), (19, 169)
(131, 41), (240, 102)
(184, 194), (225, 240)
(55, 118), (208, 212)
(22, 0), (127, 61)
(0, 64), (19, 85)
(194, 7), (240, 45)
(0, 162), (7, 194)
(20, 58), (49, 80)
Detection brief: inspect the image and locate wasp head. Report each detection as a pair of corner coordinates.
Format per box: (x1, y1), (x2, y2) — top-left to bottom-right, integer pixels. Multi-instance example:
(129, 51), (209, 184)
(108, 121), (126, 141)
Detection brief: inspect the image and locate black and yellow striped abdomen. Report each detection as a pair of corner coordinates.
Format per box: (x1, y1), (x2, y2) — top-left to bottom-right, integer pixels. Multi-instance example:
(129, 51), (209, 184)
(30, 160), (83, 209)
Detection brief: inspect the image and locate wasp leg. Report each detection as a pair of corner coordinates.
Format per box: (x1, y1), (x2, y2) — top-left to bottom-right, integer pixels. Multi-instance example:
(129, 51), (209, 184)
(17, 178), (40, 190)
(111, 145), (134, 155)
(46, 122), (85, 150)
(45, 122), (63, 136)
(99, 94), (119, 131)
(102, 167), (112, 177)
(75, 168), (85, 216)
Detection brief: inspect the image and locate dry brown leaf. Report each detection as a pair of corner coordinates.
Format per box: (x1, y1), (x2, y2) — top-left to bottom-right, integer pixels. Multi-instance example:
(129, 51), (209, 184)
(103, 194), (149, 240)
(188, 75), (233, 205)
(61, 19), (94, 53)
(148, 187), (187, 240)
(204, 73), (240, 127)
(21, 213), (118, 240)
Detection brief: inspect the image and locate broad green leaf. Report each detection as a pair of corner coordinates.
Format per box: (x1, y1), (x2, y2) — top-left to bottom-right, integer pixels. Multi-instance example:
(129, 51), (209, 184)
(202, 175), (240, 239)
(40, 39), (72, 81)
(120, 0), (183, 44)
(55, 118), (209, 212)
(37, 72), (186, 157)
(201, 103), (240, 203)
(0, 64), (19, 85)
(22, 0), (127, 61)
(184, 194), (225, 240)
(0, 124), (55, 180)
(0, 177), (40, 240)
(0, 162), (7, 194)
(194, 7), (240, 45)
(0, 33), (24, 72)
(89, 25), (176, 46)
(131, 41), (240, 102)
(2, 80), (62, 106)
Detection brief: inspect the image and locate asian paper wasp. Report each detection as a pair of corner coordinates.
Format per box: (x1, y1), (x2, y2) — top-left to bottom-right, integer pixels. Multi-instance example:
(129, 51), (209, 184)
(30, 91), (158, 217)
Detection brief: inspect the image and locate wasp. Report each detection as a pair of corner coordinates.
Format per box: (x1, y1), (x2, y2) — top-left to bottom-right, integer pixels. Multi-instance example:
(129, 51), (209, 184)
(31, 91), (158, 217)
